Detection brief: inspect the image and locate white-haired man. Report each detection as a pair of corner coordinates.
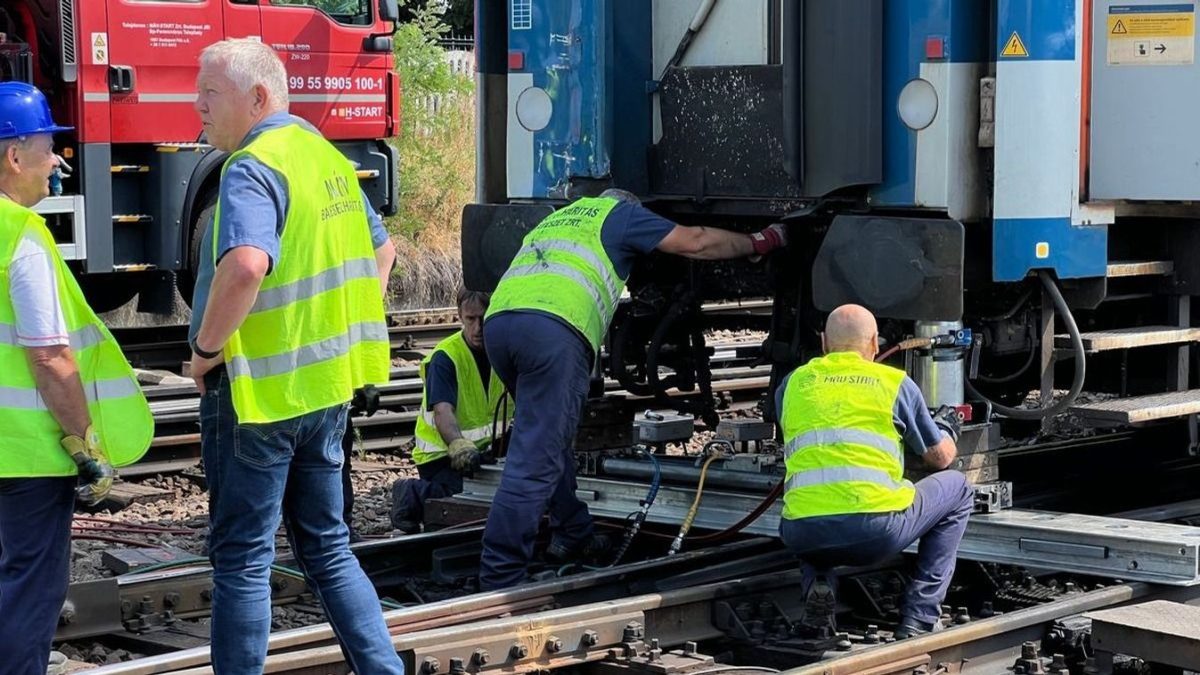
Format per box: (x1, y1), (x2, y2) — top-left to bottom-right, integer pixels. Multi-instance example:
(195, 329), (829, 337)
(187, 38), (402, 673)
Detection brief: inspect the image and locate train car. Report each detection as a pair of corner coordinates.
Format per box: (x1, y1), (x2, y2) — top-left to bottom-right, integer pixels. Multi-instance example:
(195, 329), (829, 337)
(463, 0), (1200, 449)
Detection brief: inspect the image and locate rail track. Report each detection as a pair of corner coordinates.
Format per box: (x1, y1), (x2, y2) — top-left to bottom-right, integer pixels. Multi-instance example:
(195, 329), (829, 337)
(73, 300), (1200, 673)
(76, 492), (1200, 674)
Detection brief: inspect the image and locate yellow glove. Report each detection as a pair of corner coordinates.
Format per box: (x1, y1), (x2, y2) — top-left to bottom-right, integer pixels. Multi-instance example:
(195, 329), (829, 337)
(447, 438), (481, 473)
(61, 425), (114, 506)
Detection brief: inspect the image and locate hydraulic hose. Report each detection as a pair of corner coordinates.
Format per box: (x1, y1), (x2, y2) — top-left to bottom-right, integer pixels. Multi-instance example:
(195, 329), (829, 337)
(663, 0), (719, 76)
(489, 391), (511, 458)
(610, 313), (655, 397)
(875, 337), (933, 364)
(609, 448), (662, 566)
(965, 270), (1086, 420)
(977, 337), (1038, 384)
(668, 451), (721, 555)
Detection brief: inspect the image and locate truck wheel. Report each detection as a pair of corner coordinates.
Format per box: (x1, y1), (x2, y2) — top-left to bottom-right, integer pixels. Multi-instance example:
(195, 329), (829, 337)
(176, 196), (216, 308)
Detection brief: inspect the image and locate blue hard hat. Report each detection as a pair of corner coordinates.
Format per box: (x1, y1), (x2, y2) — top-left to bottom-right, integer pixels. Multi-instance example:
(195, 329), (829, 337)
(0, 81), (73, 140)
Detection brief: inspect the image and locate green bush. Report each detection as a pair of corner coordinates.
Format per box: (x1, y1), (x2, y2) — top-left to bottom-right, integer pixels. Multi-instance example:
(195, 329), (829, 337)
(388, 4), (475, 247)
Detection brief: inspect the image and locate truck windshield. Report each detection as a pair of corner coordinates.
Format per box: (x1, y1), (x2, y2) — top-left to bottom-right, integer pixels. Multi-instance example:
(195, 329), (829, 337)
(272, 0), (372, 26)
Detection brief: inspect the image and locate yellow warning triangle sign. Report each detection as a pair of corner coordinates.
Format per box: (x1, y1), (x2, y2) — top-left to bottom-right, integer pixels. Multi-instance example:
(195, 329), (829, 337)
(1001, 31), (1029, 57)
(94, 34), (106, 47)
(1111, 19), (1128, 34)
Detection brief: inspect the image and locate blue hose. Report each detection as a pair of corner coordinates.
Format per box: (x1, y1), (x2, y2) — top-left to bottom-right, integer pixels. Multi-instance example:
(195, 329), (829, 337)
(607, 447), (661, 566)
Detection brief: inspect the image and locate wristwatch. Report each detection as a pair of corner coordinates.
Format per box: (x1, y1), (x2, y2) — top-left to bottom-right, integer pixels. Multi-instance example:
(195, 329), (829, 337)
(190, 337), (222, 359)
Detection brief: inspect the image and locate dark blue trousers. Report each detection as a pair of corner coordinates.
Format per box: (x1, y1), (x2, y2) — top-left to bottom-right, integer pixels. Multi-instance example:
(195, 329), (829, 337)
(391, 457), (464, 528)
(478, 312), (595, 590)
(0, 477), (75, 675)
(779, 471), (975, 625)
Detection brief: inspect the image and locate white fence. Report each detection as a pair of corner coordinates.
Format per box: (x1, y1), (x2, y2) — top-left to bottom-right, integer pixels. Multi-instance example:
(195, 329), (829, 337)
(417, 50), (476, 124)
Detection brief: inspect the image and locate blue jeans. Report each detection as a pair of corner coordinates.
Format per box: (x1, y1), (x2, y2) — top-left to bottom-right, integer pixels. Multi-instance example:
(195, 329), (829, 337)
(779, 471), (975, 625)
(478, 312), (595, 590)
(201, 369), (403, 674)
(0, 477), (75, 675)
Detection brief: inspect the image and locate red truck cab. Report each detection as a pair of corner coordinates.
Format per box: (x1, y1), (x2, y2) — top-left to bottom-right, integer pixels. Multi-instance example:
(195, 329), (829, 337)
(0, 0), (400, 313)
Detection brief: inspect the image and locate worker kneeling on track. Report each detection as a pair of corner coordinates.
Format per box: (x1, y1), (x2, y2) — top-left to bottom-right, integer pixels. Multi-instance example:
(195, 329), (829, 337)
(479, 188), (788, 590)
(0, 82), (153, 675)
(776, 304), (972, 640)
(392, 288), (513, 534)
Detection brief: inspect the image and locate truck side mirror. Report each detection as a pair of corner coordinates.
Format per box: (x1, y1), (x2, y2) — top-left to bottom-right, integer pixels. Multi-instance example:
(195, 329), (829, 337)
(379, 0), (400, 22)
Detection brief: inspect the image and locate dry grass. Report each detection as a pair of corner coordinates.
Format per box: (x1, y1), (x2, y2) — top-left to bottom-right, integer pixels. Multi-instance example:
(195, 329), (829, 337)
(384, 85), (476, 309)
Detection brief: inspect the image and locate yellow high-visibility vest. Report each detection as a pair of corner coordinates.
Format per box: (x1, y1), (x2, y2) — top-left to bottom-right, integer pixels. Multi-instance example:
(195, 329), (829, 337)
(780, 352), (915, 519)
(486, 197), (625, 352)
(0, 198), (153, 476)
(412, 331), (512, 465)
(215, 124), (390, 423)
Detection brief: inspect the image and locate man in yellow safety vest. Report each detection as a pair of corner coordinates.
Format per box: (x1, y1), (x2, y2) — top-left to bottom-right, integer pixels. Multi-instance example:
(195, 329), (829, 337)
(392, 289), (513, 534)
(479, 188), (788, 589)
(776, 304), (972, 640)
(187, 38), (402, 673)
(0, 81), (153, 674)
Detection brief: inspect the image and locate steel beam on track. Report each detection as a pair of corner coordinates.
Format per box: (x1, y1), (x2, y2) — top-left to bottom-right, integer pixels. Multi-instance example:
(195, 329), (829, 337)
(461, 467), (1200, 585)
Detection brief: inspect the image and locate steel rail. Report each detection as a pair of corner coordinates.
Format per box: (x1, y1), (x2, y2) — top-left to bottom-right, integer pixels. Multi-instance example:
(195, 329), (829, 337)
(86, 538), (789, 673)
(781, 582), (1200, 675)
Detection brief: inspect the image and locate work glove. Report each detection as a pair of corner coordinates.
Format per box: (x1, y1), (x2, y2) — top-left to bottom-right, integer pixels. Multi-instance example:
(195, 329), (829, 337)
(447, 438), (482, 474)
(61, 425), (115, 506)
(931, 406), (962, 442)
(749, 223), (788, 257)
(350, 384), (381, 417)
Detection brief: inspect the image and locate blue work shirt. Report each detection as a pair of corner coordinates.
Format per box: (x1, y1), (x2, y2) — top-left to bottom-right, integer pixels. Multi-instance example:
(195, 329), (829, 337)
(425, 347), (492, 409)
(188, 112), (388, 341)
(774, 366), (946, 458)
(490, 200), (677, 351)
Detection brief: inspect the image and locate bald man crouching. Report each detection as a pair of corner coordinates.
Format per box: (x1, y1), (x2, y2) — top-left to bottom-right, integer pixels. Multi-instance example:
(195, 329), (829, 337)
(775, 304), (974, 640)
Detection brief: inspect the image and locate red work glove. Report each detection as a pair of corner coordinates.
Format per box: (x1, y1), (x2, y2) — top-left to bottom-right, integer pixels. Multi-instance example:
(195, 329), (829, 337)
(750, 223), (788, 256)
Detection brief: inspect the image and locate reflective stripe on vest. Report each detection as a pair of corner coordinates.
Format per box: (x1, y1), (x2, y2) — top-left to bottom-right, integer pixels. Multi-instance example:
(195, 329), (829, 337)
(215, 123), (390, 423)
(251, 257), (378, 313)
(783, 428), (903, 467)
(0, 377), (141, 409)
(485, 197), (626, 352)
(779, 352), (915, 519)
(412, 331), (513, 465)
(0, 199), (154, 478)
(0, 321), (105, 352)
(226, 321), (388, 381)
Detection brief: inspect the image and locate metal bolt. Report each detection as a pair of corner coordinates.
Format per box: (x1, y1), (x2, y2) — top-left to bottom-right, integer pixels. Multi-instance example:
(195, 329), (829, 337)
(546, 636), (563, 653)
(422, 657), (440, 674)
(683, 641), (697, 655)
(864, 624), (879, 644)
(164, 592), (181, 609)
(835, 632), (852, 651)
(509, 643), (528, 659)
(271, 578), (287, 592)
(622, 621), (644, 642)
(1064, 582), (1077, 593)
(1021, 642), (1038, 659)
(59, 608), (76, 626)
(954, 606), (970, 624)
(200, 589), (213, 602)
(472, 649), (489, 665)
(1050, 654), (1067, 669)
(448, 657), (465, 675)
(581, 630), (599, 647)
